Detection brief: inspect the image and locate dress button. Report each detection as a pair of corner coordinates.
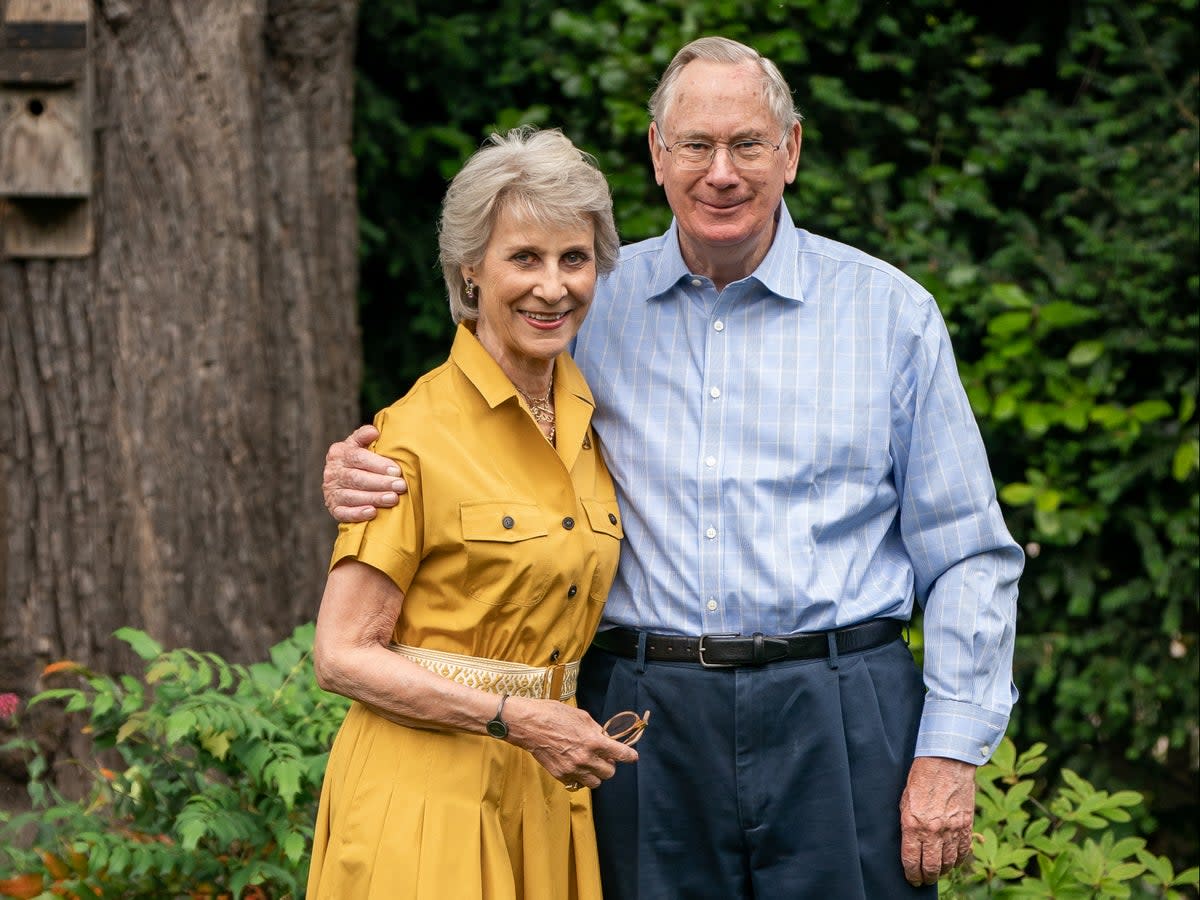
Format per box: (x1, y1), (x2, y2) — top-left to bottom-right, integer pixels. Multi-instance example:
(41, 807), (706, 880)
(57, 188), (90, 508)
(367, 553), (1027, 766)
(706, 599), (718, 611)
(567, 584), (578, 599)
(709, 386), (721, 399)
(502, 516), (515, 529)
(713, 320), (724, 332)
(550, 648), (561, 662)
(608, 513), (617, 525)
(705, 455), (716, 467)
(562, 516), (575, 530)
(705, 526), (717, 539)
(691, 278), (702, 287)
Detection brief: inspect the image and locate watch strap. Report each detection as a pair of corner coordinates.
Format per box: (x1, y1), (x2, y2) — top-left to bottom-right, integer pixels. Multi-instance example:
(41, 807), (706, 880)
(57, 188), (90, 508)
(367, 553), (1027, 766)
(486, 693), (510, 739)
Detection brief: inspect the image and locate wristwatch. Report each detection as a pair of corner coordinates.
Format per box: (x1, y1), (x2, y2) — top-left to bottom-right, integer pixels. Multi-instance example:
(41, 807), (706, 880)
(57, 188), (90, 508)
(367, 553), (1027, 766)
(486, 693), (510, 739)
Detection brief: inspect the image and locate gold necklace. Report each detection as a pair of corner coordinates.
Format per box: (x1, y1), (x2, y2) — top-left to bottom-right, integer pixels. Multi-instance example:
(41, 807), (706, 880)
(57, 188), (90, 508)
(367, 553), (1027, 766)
(516, 385), (555, 443)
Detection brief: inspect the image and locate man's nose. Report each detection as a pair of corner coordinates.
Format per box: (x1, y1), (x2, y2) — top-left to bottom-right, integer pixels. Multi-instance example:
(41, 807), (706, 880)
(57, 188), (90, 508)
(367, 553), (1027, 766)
(704, 147), (741, 184)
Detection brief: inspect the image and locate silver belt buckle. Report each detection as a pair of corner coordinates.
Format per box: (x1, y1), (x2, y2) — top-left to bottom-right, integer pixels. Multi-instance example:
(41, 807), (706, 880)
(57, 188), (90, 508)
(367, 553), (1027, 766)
(697, 632), (739, 668)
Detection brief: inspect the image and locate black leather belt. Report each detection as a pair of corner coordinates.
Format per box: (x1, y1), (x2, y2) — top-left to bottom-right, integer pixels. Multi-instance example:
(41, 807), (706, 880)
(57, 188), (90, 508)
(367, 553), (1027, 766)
(590, 618), (904, 668)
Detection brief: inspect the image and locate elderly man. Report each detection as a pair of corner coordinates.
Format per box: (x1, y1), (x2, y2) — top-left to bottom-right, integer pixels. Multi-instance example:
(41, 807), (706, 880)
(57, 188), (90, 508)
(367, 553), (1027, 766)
(323, 36), (1022, 900)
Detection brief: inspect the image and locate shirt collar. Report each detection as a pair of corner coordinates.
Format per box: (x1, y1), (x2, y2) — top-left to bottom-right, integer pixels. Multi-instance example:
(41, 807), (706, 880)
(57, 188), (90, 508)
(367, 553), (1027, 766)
(645, 199), (805, 304)
(449, 322), (595, 412)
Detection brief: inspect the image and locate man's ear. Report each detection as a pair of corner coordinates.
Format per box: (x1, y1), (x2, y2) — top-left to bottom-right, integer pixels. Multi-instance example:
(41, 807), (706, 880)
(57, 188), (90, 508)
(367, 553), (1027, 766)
(648, 122), (667, 187)
(784, 121), (803, 184)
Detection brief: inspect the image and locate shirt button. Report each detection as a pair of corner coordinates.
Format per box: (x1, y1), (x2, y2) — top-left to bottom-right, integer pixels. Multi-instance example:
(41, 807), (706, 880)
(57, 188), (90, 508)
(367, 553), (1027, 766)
(567, 584), (578, 599)
(502, 516), (515, 529)
(709, 387), (721, 399)
(713, 320), (725, 332)
(705, 526), (717, 539)
(608, 513), (617, 524)
(691, 278), (702, 287)
(706, 598), (718, 611)
(550, 648), (561, 662)
(562, 517), (575, 530)
(704, 455), (716, 467)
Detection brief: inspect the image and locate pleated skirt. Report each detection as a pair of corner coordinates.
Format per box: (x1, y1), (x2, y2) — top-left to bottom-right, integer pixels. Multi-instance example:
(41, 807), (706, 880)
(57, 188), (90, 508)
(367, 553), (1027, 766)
(307, 702), (603, 900)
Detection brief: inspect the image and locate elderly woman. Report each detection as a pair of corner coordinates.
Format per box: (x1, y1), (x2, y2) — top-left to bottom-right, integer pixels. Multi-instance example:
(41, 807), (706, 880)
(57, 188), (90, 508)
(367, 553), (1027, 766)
(306, 128), (640, 900)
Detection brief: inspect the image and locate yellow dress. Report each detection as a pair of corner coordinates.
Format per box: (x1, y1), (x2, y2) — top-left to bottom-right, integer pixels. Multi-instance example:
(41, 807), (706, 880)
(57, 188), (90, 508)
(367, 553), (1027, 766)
(307, 324), (624, 900)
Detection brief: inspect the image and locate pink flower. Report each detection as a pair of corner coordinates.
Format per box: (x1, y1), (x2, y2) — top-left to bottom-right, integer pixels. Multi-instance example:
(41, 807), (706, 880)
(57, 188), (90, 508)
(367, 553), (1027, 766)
(0, 692), (19, 719)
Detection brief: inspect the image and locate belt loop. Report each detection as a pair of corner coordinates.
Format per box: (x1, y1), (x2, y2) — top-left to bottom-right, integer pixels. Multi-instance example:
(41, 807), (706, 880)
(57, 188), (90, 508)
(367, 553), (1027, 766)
(635, 631), (648, 674)
(548, 664), (565, 700)
(826, 631), (840, 670)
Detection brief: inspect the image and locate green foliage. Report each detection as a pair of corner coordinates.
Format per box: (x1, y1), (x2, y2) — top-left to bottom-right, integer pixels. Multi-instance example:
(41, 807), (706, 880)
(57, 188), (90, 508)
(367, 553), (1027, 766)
(352, 0), (1198, 867)
(942, 738), (1200, 898)
(3, 647), (1191, 900)
(0, 625), (349, 899)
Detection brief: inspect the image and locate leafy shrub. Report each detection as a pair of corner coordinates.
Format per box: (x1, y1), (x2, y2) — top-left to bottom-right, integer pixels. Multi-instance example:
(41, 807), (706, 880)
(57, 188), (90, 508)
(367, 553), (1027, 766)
(0, 625), (348, 899)
(943, 738), (1199, 898)
(3, 632), (1195, 899)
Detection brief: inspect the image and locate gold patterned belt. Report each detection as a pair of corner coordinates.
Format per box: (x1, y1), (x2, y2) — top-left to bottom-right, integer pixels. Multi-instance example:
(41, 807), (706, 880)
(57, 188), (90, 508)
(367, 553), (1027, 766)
(388, 643), (579, 701)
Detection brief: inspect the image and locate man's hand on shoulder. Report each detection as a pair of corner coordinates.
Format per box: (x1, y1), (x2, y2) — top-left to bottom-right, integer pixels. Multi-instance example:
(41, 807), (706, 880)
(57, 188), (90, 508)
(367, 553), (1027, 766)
(323, 424), (406, 523)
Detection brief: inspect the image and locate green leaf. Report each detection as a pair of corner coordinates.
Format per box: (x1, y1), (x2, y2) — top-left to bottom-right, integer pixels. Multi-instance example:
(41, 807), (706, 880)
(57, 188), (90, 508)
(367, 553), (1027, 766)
(201, 730), (233, 760)
(1172, 866), (1200, 887)
(1001, 483), (1037, 506)
(1066, 340), (1105, 366)
(115, 628), (163, 661)
(165, 709), (198, 744)
(989, 283), (1034, 309)
(1036, 301), (1098, 329)
(1128, 400), (1173, 423)
(988, 310), (1033, 337)
(1171, 439), (1198, 480)
(283, 830), (307, 863)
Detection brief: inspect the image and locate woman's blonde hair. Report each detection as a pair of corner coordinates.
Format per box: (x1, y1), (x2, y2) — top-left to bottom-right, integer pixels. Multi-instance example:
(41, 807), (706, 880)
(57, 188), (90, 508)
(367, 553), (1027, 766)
(439, 126), (620, 324)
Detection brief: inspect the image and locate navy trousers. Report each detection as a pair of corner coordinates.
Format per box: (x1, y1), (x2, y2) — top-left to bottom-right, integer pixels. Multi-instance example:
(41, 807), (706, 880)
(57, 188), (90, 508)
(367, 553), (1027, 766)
(577, 634), (938, 899)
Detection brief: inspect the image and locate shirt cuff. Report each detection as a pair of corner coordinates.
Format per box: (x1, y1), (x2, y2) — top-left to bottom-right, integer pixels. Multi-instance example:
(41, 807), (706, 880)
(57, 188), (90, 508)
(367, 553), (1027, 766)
(915, 698), (1010, 765)
(329, 523), (418, 591)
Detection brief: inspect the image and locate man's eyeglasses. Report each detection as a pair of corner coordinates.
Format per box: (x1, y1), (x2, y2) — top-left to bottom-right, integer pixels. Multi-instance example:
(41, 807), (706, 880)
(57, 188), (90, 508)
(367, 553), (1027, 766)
(604, 709), (651, 746)
(656, 129), (788, 171)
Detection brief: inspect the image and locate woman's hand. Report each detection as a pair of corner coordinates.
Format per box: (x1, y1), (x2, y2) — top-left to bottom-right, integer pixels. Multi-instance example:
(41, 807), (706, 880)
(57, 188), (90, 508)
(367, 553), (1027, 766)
(503, 696), (639, 789)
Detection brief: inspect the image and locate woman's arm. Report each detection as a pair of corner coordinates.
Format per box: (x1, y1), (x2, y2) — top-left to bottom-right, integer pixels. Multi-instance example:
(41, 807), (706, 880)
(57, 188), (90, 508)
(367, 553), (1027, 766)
(313, 559), (637, 787)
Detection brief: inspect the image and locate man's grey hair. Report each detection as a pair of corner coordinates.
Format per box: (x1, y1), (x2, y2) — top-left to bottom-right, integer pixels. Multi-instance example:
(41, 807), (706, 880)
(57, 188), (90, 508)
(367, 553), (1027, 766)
(648, 36), (802, 135)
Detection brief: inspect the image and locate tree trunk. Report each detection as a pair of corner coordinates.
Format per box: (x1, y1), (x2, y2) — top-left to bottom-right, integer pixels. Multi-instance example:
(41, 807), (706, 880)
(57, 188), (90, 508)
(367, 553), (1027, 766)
(0, 0), (361, 785)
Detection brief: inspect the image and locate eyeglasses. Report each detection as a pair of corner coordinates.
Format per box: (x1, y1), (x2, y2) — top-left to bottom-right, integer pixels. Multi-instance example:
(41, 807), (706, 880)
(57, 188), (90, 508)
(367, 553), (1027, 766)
(656, 129), (788, 171)
(603, 709), (651, 746)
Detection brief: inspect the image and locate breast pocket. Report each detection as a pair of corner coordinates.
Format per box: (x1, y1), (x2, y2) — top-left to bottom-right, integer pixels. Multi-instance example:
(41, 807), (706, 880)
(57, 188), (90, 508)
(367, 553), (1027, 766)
(581, 498), (624, 602)
(460, 501), (552, 607)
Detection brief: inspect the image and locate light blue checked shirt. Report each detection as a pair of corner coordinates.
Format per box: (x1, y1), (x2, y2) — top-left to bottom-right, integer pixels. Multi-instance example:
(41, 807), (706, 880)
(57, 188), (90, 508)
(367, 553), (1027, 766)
(573, 202), (1022, 765)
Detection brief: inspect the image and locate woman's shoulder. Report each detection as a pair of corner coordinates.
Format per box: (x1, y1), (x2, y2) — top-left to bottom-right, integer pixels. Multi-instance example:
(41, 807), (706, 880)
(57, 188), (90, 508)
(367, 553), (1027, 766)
(368, 359), (460, 453)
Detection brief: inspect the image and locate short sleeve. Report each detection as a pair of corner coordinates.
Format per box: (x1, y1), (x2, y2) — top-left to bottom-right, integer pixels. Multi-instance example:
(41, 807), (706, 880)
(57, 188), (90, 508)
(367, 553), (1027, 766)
(328, 407), (424, 593)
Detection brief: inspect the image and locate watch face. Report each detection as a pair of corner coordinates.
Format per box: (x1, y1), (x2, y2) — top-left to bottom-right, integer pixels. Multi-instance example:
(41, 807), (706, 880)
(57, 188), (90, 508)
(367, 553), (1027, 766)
(486, 719), (508, 739)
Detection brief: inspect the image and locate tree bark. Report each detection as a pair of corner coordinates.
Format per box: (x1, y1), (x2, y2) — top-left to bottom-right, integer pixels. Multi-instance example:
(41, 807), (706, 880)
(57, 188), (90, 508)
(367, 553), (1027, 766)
(0, 0), (361, 781)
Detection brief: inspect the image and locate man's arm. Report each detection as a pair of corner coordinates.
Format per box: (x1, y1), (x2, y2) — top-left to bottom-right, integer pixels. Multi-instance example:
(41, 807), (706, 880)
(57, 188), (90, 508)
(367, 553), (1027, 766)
(889, 297), (1021, 885)
(323, 425), (406, 523)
